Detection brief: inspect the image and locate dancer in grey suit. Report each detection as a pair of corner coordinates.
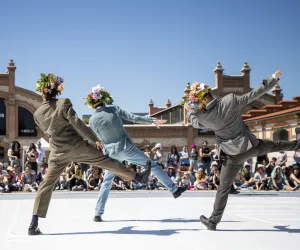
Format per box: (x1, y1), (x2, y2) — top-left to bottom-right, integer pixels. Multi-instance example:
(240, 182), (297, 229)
(28, 74), (150, 235)
(186, 70), (300, 230)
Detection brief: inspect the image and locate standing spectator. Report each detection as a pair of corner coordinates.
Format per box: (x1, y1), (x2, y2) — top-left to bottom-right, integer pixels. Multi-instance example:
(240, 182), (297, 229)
(210, 144), (219, 161)
(189, 144), (198, 171)
(166, 146), (180, 167)
(36, 142), (46, 171)
(0, 163), (9, 192)
(8, 141), (21, 170)
(179, 145), (190, 171)
(293, 150), (300, 164)
(144, 145), (154, 160)
(276, 151), (287, 167)
(256, 154), (269, 169)
(26, 143), (38, 173)
(199, 141), (211, 175)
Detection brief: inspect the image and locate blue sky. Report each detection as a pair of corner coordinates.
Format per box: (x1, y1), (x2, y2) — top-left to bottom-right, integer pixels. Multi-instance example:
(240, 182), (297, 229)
(1, 0), (299, 117)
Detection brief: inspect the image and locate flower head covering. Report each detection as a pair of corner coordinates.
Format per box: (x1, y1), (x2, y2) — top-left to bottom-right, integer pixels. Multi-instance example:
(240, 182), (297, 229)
(84, 85), (114, 108)
(36, 73), (64, 98)
(180, 82), (211, 106)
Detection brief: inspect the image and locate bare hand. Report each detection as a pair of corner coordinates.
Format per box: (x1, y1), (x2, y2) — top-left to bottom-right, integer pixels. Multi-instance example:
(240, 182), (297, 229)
(273, 70), (282, 81)
(95, 141), (104, 150)
(153, 119), (167, 129)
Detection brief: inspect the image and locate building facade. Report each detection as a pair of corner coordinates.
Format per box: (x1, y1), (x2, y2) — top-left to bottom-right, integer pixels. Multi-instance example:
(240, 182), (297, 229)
(0, 60), (43, 162)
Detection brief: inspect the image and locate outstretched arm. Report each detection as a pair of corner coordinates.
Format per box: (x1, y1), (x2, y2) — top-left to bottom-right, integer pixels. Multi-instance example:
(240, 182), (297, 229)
(63, 98), (99, 144)
(115, 105), (155, 124)
(235, 70), (282, 108)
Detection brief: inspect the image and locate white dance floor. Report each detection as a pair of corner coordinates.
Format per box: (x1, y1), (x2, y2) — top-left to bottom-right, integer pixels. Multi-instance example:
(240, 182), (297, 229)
(0, 192), (299, 250)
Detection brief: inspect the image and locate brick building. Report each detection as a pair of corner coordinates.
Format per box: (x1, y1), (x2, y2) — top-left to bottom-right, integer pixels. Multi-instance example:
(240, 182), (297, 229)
(0, 59), (44, 162)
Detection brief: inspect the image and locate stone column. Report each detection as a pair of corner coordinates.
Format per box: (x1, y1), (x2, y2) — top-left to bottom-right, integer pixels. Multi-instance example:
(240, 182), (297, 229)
(7, 59), (17, 140)
(187, 125), (194, 147)
(241, 62), (251, 93)
(214, 62), (224, 98)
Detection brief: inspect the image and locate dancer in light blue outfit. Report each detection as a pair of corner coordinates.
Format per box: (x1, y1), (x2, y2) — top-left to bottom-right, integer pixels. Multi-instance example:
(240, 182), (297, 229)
(84, 85), (187, 222)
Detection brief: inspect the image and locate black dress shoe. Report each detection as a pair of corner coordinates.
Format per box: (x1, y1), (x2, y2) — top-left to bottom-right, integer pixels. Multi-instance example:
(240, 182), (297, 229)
(93, 216), (103, 222)
(28, 226), (42, 235)
(172, 186), (187, 199)
(200, 215), (217, 231)
(135, 160), (152, 185)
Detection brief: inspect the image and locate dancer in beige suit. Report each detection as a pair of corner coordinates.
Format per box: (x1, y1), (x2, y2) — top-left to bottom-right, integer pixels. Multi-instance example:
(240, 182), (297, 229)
(28, 73), (151, 235)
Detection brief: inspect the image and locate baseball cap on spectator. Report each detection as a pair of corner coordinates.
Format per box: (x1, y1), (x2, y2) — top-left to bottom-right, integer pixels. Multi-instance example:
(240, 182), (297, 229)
(257, 164), (265, 170)
(243, 162), (251, 168)
(155, 143), (162, 149)
(190, 144), (196, 149)
(211, 161), (219, 168)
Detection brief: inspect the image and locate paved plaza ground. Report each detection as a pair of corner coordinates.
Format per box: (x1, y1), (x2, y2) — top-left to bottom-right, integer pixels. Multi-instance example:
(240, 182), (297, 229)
(1, 191), (299, 250)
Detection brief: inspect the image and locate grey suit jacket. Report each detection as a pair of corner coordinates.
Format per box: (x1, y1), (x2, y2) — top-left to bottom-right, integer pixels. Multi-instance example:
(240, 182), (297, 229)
(34, 98), (98, 156)
(89, 105), (155, 156)
(188, 76), (278, 156)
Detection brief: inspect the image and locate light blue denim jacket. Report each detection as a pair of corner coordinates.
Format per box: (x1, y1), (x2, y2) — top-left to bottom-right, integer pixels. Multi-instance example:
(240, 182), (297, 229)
(89, 105), (155, 156)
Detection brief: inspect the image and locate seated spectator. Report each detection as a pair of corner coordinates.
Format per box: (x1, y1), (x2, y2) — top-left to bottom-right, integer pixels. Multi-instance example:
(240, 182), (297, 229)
(212, 168), (221, 190)
(0, 164), (9, 193)
(271, 166), (293, 191)
(166, 166), (177, 183)
(152, 143), (164, 167)
(6, 166), (19, 192)
(194, 168), (209, 190)
(87, 167), (103, 190)
(36, 164), (47, 185)
(209, 161), (219, 182)
(146, 174), (159, 190)
(294, 150), (300, 164)
(256, 154), (269, 169)
(67, 167), (87, 191)
(254, 165), (269, 191)
(239, 163), (256, 190)
(188, 166), (196, 185)
(180, 171), (192, 189)
(266, 157), (277, 177)
(21, 166), (38, 192)
(289, 164), (300, 190)
(233, 171), (244, 190)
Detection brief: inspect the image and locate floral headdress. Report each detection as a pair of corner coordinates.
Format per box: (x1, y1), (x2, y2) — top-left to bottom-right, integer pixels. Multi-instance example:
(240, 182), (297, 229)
(36, 73), (64, 96)
(84, 85), (114, 108)
(179, 82), (211, 106)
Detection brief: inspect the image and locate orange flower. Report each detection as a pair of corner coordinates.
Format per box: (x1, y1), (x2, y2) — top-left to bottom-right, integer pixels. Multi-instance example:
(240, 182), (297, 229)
(44, 88), (49, 93)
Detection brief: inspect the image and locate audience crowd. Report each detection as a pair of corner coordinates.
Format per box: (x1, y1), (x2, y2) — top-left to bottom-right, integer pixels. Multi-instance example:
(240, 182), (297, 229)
(1, 140), (300, 193)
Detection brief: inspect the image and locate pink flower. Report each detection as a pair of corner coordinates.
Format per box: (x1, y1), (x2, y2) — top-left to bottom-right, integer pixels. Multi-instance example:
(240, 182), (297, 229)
(189, 92), (198, 102)
(50, 82), (55, 89)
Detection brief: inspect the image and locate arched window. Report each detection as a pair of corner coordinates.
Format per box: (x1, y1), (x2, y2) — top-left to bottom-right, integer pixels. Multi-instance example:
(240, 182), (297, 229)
(0, 98), (6, 135)
(18, 107), (37, 137)
(273, 129), (289, 141)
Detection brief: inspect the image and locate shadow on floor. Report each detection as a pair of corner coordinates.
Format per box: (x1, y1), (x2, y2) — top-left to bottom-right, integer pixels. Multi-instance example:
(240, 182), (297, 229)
(44, 226), (202, 236)
(218, 225), (300, 233)
(105, 218), (243, 223)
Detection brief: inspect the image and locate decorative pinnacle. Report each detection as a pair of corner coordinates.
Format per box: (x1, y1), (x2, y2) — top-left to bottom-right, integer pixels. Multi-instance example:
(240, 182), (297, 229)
(214, 61), (224, 72)
(241, 61), (251, 73)
(149, 99), (154, 105)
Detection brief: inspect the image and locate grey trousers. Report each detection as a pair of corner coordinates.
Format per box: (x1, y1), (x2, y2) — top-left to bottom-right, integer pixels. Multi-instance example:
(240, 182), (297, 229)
(209, 139), (300, 224)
